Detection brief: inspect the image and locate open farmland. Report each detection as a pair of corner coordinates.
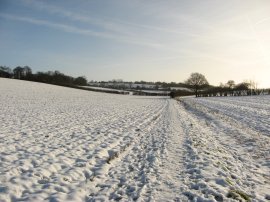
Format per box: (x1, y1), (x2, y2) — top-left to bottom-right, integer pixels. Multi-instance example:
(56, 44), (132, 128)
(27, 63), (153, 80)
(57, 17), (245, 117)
(0, 78), (269, 202)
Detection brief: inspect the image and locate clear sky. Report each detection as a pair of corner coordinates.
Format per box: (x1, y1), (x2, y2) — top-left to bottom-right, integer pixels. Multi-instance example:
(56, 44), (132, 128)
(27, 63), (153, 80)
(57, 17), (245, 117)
(1, 0), (270, 87)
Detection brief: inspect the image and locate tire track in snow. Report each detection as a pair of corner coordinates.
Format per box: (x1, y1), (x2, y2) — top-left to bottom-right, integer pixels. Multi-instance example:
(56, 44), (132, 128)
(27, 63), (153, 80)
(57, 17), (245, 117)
(87, 99), (169, 201)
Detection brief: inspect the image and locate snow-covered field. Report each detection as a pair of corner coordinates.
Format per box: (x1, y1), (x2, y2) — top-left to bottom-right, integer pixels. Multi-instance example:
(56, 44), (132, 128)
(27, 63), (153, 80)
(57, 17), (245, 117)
(0, 78), (269, 202)
(81, 86), (130, 93)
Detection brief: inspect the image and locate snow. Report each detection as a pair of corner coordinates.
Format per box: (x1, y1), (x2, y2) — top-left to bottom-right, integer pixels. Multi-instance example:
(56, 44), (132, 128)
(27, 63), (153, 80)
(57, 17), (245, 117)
(139, 90), (170, 94)
(170, 87), (192, 92)
(82, 86), (169, 95)
(0, 78), (269, 202)
(81, 86), (130, 93)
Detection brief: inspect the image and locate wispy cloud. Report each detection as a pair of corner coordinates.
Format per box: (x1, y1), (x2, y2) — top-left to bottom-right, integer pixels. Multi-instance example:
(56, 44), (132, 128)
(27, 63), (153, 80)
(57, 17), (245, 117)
(20, 0), (124, 33)
(20, 0), (206, 39)
(0, 13), (162, 48)
(246, 15), (270, 65)
(255, 16), (270, 25)
(0, 13), (112, 37)
(19, 0), (255, 50)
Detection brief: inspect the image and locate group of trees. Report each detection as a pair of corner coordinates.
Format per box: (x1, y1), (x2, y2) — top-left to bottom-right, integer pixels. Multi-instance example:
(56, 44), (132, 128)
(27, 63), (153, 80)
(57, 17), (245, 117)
(13, 66), (32, 79)
(0, 66), (88, 86)
(0, 66), (13, 78)
(33, 71), (87, 86)
(198, 82), (250, 97)
(182, 72), (265, 97)
(0, 66), (32, 79)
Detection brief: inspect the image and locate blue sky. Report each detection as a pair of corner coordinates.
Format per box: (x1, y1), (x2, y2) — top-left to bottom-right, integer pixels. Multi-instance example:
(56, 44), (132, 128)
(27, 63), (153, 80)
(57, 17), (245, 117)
(1, 0), (270, 87)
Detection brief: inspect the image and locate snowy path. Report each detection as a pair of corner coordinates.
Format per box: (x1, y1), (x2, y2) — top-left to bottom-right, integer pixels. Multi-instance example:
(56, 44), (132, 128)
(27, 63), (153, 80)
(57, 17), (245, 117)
(0, 79), (269, 201)
(88, 100), (187, 201)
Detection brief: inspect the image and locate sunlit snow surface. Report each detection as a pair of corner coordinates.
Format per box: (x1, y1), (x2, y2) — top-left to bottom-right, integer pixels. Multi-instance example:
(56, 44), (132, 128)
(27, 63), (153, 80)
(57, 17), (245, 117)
(0, 78), (269, 202)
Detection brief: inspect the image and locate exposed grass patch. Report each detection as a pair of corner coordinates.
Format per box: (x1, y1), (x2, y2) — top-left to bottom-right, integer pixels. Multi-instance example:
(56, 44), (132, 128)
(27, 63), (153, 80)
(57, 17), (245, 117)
(225, 178), (233, 186)
(227, 189), (251, 201)
(106, 151), (119, 164)
(221, 166), (228, 171)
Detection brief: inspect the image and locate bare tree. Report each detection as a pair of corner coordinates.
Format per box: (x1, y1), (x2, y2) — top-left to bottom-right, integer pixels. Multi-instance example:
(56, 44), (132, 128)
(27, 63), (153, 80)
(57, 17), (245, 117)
(235, 82), (249, 89)
(23, 66), (32, 76)
(248, 79), (258, 95)
(13, 66), (24, 79)
(185, 73), (209, 97)
(226, 80), (235, 89)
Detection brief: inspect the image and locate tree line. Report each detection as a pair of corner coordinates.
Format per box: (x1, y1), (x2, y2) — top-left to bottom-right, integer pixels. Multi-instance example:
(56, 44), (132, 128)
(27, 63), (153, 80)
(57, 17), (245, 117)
(170, 72), (269, 98)
(0, 66), (88, 86)
(1, 66), (268, 97)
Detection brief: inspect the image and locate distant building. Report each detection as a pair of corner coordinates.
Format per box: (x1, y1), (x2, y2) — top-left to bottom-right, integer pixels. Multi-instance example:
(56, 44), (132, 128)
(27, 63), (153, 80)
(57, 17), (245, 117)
(170, 87), (192, 92)
(88, 81), (158, 89)
(131, 83), (156, 89)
